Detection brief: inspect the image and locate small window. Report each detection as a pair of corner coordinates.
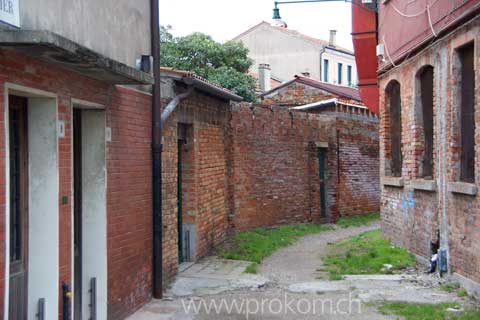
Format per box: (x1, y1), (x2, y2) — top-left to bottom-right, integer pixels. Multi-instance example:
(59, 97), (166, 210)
(458, 43), (475, 183)
(338, 63), (343, 85)
(347, 65), (352, 86)
(323, 59), (329, 82)
(386, 80), (402, 177)
(417, 66), (434, 179)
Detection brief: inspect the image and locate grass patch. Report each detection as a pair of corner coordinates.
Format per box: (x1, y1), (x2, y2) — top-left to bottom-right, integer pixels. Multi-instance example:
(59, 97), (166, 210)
(378, 302), (480, 320)
(378, 302), (459, 320)
(245, 263), (257, 274)
(440, 282), (469, 297)
(336, 212), (380, 228)
(440, 282), (461, 293)
(457, 288), (468, 298)
(322, 230), (415, 280)
(219, 224), (334, 273)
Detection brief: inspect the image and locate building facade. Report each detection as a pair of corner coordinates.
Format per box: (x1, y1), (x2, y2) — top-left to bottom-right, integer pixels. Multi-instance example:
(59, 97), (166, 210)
(372, 0), (480, 296)
(0, 1), (155, 319)
(234, 21), (358, 87)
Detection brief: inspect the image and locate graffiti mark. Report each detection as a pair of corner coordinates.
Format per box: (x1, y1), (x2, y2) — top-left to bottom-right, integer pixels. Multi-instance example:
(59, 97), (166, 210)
(401, 194), (416, 210)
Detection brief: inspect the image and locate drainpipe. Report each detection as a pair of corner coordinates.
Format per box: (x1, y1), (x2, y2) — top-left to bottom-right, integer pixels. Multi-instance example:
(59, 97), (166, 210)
(151, 0), (163, 299)
(160, 87), (194, 127)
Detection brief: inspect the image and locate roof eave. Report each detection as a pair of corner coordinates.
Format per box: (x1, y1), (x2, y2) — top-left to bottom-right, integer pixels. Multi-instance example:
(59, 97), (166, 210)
(0, 30), (153, 85)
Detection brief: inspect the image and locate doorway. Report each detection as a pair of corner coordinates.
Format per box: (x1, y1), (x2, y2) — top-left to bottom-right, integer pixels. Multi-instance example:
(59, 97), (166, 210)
(6, 87), (59, 320)
(177, 123), (195, 263)
(72, 107), (107, 319)
(8, 96), (28, 320)
(318, 147), (327, 218)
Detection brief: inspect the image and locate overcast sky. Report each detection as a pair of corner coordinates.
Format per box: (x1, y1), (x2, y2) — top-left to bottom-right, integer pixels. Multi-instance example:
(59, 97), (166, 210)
(159, 0), (353, 50)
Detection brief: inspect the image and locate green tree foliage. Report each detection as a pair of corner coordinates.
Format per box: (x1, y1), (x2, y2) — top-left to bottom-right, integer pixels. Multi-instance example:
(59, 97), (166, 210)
(160, 27), (256, 102)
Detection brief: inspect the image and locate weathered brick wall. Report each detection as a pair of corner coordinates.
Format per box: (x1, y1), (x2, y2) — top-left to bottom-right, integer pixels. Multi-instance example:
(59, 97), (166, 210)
(228, 78), (380, 231)
(0, 49), (153, 320)
(106, 87), (152, 319)
(379, 18), (480, 284)
(227, 103), (380, 231)
(227, 103), (340, 230)
(161, 89), (230, 285)
(336, 115), (380, 216)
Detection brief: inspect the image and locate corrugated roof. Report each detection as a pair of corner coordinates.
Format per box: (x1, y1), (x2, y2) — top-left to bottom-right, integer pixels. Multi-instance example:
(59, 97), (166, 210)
(260, 75), (362, 102)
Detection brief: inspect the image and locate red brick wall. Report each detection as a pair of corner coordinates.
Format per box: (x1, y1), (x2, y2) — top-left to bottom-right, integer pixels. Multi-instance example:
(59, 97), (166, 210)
(227, 103), (380, 231)
(0, 49), (153, 319)
(106, 86), (152, 319)
(161, 89), (230, 284)
(337, 116), (380, 216)
(227, 104), (334, 230)
(379, 18), (480, 284)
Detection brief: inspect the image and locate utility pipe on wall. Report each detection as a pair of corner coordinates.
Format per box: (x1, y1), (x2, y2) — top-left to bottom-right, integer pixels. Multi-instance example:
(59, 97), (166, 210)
(151, 0), (163, 299)
(160, 87), (194, 127)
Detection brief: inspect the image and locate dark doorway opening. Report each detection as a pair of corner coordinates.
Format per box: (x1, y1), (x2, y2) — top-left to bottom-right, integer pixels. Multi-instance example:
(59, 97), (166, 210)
(318, 147), (327, 218)
(8, 96), (28, 320)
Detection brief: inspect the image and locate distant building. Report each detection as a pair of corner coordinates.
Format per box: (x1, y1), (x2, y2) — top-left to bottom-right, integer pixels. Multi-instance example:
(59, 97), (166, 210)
(234, 21), (358, 87)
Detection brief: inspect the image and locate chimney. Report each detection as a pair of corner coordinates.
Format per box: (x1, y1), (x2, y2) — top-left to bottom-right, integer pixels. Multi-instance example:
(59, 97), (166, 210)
(329, 30), (337, 47)
(258, 63), (272, 92)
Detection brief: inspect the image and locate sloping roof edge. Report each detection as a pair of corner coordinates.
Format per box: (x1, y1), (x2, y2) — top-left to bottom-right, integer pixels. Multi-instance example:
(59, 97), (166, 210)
(160, 67), (243, 102)
(259, 76), (362, 102)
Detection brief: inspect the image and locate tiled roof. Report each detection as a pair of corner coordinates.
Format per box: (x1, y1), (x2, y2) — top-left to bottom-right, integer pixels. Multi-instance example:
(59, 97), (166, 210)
(260, 75), (362, 103)
(160, 67), (243, 101)
(294, 76), (361, 101)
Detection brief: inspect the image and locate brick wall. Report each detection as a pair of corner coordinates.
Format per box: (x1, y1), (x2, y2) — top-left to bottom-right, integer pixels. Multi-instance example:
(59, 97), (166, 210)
(227, 103), (337, 230)
(336, 116), (380, 216)
(227, 102), (379, 231)
(379, 18), (480, 285)
(0, 49), (153, 319)
(161, 89), (230, 285)
(106, 86), (152, 319)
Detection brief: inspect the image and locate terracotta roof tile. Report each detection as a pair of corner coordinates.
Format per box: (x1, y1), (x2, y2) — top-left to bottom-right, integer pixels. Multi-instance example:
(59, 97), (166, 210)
(260, 75), (362, 103)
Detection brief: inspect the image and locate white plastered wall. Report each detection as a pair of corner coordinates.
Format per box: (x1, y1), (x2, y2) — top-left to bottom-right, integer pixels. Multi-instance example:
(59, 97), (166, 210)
(80, 109), (107, 319)
(27, 97), (59, 320)
(322, 49), (357, 86)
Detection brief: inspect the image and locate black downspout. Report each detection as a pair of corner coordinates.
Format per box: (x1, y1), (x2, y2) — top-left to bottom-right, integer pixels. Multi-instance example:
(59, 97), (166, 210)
(151, 0), (163, 299)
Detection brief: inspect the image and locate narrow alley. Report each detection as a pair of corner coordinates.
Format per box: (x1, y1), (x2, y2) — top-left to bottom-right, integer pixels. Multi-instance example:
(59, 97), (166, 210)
(130, 220), (472, 319)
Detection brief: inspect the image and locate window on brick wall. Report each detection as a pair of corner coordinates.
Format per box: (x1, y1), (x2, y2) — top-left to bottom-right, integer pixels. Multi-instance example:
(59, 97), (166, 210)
(416, 65), (434, 179)
(457, 43), (475, 183)
(386, 80), (402, 177)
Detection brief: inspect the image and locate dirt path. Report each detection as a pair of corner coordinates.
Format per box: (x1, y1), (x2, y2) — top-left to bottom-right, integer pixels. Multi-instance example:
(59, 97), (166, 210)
(258, 222), (380, 284)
